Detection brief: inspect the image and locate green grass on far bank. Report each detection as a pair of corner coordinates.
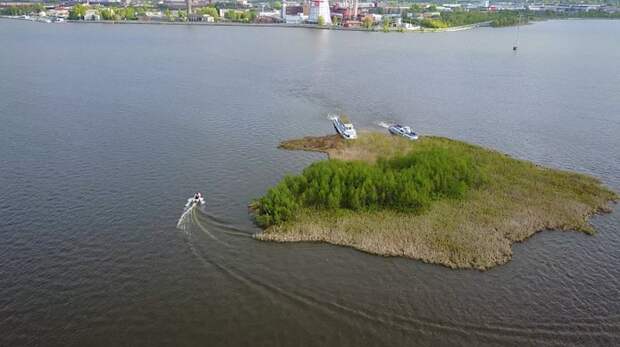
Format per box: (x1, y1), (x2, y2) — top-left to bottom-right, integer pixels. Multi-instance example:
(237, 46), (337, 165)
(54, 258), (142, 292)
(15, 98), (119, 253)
(417, 10), (524, 29)
(254, 133), (617, 270)
(411, 9), (620, 30)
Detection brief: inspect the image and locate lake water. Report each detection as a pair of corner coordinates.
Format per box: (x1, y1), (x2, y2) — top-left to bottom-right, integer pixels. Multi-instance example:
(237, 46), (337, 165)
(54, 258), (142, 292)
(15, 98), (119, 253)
(1, 19), (619, 346)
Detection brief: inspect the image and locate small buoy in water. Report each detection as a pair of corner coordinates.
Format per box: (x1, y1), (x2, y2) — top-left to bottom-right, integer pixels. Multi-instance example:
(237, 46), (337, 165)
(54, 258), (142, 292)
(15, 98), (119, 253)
(513, 46), (518, 51)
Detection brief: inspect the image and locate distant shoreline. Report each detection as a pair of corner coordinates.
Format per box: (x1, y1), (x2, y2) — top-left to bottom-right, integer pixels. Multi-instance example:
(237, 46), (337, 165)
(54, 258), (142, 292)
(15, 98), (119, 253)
(3, 13), (620, 33)
(0, 15), (491, 33)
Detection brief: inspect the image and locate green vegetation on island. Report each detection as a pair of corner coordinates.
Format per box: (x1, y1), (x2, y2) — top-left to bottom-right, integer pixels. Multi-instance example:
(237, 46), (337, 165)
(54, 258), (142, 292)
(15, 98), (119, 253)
(254, 146), (483, 226)
(406, 9), (527, 29)
(530, 9), (620, 20)
(253, 133), (617, 270)
(403, 8), (620, 30)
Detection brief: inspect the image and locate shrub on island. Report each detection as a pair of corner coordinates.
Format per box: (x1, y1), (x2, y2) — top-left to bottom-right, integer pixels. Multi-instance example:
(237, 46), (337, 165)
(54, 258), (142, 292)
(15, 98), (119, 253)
(254, 147), (483, 226)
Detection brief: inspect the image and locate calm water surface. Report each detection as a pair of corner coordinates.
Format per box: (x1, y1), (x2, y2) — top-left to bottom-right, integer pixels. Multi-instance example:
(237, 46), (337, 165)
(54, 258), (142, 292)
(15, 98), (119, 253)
(1, 19), (619, 346)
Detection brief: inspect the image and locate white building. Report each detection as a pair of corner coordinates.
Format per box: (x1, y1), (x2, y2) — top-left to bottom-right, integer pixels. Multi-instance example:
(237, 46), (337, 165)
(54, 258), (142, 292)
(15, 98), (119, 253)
(145, 11), (163, 18)
(285, 13), (307, 24)
(48, 8), (70, 18)
(259, 10), (280, 18)
(308, 0), (331, 24)
(84, 9), (101, 21)
(403, 22), (420, 30)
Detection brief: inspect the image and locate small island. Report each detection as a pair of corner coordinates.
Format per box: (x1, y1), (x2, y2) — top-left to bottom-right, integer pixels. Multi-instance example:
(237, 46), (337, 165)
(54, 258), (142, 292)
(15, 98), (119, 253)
(252, 132), (617, 270)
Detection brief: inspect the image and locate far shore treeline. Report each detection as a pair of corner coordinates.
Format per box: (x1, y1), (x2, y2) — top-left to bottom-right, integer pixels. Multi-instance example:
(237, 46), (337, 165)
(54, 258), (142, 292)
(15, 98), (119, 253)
(2, 3), (619, 30)
(254, 147), (483, 226)
(0, 3), (44, 16)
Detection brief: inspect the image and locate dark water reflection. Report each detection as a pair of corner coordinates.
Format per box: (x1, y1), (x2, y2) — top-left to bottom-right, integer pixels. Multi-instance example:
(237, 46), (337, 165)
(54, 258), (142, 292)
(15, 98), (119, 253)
(1, 19), (619, 346)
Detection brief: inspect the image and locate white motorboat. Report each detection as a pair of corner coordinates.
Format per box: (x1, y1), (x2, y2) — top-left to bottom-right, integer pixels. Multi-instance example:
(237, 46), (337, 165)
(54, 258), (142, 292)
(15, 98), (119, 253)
(329, 114), (357, 140)
(185, 192), (205, 208)
(388, 124), (419, 140)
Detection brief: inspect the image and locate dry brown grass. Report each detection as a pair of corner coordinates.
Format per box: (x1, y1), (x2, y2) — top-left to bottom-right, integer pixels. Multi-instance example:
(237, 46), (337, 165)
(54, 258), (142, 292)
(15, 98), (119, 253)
(280, 132), (413, 162)
(279, 134), (345, 155)
(256, 132), (618, 270)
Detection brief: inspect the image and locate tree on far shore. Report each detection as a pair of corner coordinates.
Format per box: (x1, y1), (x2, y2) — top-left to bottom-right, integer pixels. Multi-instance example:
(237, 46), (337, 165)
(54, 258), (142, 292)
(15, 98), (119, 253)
(382, 16), (390, 32)
(68, 4), (86, 20)
(99, 8), (114, 20)
(178, 9), (187, 21)
(198, 6), (219, 19)
(362, 16), (373, 30)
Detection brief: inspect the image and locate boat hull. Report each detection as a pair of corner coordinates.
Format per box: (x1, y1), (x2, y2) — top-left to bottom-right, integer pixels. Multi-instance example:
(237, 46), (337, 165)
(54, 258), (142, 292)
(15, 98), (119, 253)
(332, 118), (357, 139)
(388, 126), (418, 140)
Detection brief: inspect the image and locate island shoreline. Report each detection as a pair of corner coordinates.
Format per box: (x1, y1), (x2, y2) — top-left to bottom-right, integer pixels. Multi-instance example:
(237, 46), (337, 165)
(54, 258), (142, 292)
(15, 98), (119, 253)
(253, 133), (618, 270)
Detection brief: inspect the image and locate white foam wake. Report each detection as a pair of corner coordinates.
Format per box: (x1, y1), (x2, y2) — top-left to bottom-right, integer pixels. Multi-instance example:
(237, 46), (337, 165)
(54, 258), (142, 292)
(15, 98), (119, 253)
(377, 121), (392, 129)
(176, 205), (194, 232)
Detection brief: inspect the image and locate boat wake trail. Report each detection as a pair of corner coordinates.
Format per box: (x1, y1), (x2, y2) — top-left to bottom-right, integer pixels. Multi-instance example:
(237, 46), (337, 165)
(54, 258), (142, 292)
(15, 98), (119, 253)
(176, 206), (195, 233)
(180, 207), (617, 343)
(377, 121), (392, 129)
(182, 209), (482, 339)
(180, 209), (401, 330)
(191, 208), (231, 246)
(193, 211), (254, 238)
(183, 215), (397, 334)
